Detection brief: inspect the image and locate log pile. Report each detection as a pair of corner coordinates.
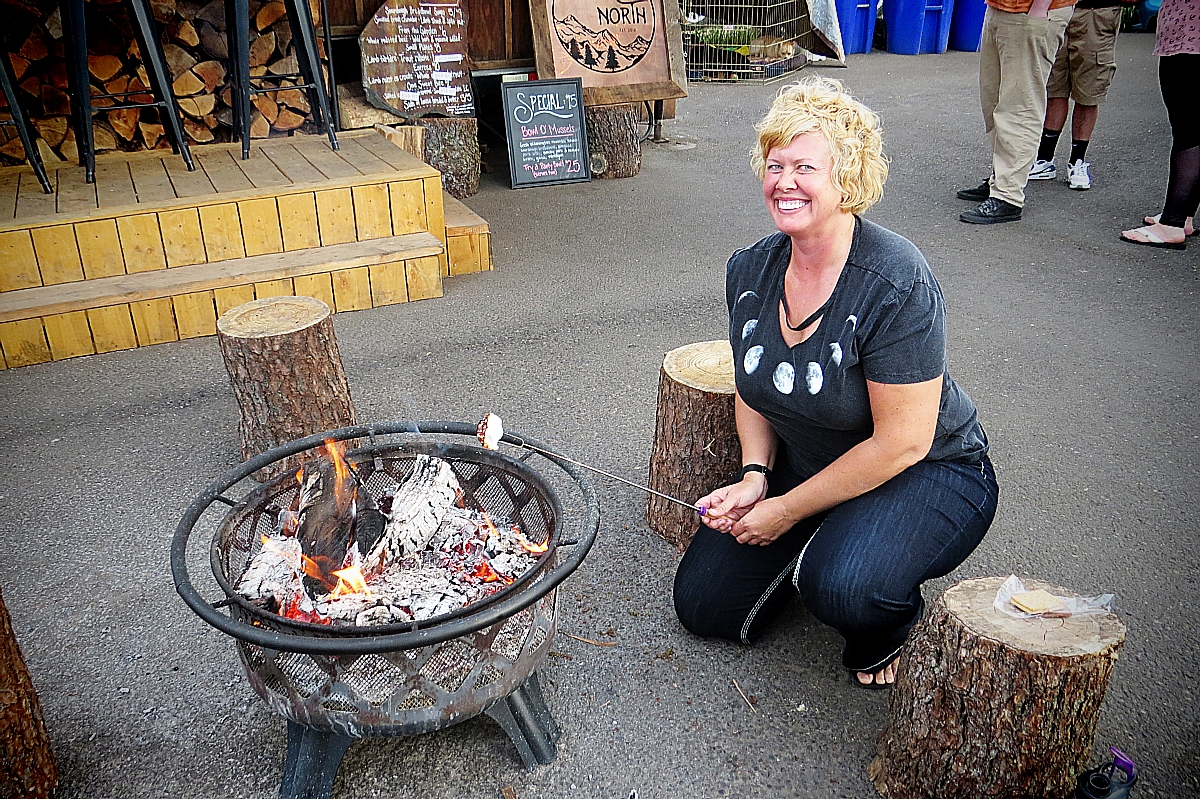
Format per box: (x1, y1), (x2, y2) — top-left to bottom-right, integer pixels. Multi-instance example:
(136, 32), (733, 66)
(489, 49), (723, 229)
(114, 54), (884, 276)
(0, 0), (326, 166)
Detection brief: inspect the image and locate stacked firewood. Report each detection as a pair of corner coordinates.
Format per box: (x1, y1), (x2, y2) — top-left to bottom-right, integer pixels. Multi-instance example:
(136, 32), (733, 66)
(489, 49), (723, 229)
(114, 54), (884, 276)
(0, 0), (325, 167)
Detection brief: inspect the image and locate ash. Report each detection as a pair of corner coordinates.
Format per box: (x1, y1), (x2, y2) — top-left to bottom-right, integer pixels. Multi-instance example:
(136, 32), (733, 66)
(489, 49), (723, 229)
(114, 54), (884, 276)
(236, 455), (545, 627)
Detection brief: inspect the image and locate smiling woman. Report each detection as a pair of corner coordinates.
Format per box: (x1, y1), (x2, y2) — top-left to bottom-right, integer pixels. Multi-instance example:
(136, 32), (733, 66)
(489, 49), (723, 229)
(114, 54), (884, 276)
(673, 76), (999, 690)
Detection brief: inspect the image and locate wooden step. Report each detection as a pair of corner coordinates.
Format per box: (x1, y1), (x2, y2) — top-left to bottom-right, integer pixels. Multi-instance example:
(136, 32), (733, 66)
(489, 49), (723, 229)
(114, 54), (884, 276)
(0, 131), (450, 290)
(0, 232), (443, 368)
(442, 191), (492, 276)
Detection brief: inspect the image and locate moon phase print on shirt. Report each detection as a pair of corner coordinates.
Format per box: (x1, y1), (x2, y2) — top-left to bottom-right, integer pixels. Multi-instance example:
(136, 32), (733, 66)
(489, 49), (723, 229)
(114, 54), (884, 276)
(829, 342), (842, 366)
(805, 362), (823, 394)
(744, 345), (763, 374)
(742, 319), (758, 340)
(773, 362), (795, 394)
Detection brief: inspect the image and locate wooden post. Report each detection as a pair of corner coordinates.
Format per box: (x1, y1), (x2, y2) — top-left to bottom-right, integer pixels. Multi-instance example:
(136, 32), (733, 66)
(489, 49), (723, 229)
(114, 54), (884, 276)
(870, 576), (1127, 799)
(646, 341), (741, 549)
(216, 296), (356, 480)
(0, 587), (58, 799)
(584, 103), (641, 179)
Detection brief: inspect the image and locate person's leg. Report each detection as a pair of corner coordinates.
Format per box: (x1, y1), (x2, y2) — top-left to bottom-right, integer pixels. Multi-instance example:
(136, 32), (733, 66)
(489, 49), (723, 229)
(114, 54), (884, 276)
(1035, 10), (1076, 170)
(674, 465), (818, 643)
(793, 457), (999, 684)
(1159, 53), (1200, 228)
(1064, 7), (1119, 188)
(987, 8), (1071, 207)
(1124, 54), (1200, 245)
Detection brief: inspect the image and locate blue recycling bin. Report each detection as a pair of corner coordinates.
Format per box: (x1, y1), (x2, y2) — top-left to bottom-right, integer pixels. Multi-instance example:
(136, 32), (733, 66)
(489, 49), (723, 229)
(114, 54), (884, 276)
(949, 0), (987, 51)
(836, 0), (880, 54)
(884, 0), (957, 54)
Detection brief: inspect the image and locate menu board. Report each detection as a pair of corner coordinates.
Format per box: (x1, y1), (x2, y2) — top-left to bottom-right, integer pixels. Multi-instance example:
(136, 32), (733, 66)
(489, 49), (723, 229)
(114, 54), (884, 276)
(501, 78), (591, 189)
(360, 0), (473, 118)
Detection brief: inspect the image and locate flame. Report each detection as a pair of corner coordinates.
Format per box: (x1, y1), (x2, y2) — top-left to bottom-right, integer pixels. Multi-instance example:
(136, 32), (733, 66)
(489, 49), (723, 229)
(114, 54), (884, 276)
(514, 528), (548, 554)
(330, 565), (370, 597)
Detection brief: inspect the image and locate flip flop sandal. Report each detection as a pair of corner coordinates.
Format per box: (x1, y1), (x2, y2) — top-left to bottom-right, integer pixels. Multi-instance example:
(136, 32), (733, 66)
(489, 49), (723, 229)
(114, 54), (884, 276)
(1121, 226), (1187, 251)
(1143, 214), (1197, 237)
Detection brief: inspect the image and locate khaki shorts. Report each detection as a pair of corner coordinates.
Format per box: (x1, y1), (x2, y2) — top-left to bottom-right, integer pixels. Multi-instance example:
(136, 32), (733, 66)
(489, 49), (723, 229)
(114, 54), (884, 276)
(1046, 6), (1122, 105)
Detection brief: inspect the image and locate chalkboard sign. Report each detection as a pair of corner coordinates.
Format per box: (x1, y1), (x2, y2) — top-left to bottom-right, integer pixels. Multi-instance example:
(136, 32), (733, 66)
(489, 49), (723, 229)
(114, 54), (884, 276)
(360, 0), (473, 118)
(501, 78), (591, 189)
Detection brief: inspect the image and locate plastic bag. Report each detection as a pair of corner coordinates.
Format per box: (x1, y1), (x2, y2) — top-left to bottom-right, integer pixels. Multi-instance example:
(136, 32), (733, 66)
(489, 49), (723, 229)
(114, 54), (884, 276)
(994, 575), (1115, 619)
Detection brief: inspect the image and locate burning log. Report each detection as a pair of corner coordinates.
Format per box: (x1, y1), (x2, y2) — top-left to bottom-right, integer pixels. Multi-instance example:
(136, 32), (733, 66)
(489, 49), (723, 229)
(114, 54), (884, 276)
(367, 454), (460, 570)
(294, 442), (358, 592)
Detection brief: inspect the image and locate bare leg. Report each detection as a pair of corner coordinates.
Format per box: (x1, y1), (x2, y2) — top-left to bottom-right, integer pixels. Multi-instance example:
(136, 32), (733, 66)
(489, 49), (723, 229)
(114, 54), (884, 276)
(1044, 97), (1070, 132)
(1071, 104), (1099, 143)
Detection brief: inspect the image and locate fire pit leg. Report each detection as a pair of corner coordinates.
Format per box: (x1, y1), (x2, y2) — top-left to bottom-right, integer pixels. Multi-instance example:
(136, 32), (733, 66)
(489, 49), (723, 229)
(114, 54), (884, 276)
(485, 672), (561, 769)
(279, 721), (354, 799)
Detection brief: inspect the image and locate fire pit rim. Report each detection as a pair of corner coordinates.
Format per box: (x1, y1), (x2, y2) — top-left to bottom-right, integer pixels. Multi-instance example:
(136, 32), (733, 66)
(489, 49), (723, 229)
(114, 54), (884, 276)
(171, 421), (599, 656)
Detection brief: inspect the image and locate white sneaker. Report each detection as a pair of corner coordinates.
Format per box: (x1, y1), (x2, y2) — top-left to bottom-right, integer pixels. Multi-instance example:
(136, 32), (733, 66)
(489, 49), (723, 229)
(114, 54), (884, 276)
(1029, 159), (1056, 180)
(1067, 160), (1092, 190)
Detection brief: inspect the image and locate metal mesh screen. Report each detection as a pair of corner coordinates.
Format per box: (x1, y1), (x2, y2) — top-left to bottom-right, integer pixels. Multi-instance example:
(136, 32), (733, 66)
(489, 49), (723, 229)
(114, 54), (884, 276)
(682, 0), (820, 82)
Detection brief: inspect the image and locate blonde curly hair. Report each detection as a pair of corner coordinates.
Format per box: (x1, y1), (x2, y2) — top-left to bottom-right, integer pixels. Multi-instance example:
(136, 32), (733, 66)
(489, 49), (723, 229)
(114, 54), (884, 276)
(750, 76), (888, 215)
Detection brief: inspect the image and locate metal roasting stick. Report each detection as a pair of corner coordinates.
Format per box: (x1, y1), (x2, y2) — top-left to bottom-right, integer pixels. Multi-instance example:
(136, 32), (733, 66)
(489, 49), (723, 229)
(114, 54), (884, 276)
(505, 436), (707, 516)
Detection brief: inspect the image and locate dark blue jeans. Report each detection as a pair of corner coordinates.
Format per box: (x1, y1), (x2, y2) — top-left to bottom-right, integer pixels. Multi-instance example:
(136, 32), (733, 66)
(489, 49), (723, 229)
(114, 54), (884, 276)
(673, 455), (998, 672)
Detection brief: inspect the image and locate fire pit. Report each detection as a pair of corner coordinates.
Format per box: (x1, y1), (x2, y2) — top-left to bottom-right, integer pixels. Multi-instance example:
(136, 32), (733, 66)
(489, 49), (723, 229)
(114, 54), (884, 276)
(171, 422), (599, 799)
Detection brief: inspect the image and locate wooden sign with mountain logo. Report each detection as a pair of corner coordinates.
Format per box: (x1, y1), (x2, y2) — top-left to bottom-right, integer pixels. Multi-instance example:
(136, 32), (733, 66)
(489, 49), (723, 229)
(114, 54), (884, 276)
(530, 0), (687, 105)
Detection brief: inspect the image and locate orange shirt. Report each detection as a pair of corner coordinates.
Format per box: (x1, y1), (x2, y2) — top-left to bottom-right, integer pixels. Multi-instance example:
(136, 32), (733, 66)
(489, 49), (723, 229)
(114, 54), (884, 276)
(986, 0), (1077, 11)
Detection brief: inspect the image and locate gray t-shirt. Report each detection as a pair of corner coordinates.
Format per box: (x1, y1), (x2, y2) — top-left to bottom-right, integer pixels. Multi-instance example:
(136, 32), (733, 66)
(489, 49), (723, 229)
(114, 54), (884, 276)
(726, 218), (987, 480)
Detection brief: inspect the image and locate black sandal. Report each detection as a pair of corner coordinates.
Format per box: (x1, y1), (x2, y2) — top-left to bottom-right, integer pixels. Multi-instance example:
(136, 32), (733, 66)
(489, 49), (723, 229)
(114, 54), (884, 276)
(850, 648), (903, 690)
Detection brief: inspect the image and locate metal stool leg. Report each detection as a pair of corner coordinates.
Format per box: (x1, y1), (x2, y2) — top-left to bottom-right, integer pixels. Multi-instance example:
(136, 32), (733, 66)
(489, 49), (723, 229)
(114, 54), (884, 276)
(1, 53), (53, 193)
(225, 0), (253, 159)
(60, 0), (96, 181)
(283, 0), (338, 151)
(126, 0), (194, 171)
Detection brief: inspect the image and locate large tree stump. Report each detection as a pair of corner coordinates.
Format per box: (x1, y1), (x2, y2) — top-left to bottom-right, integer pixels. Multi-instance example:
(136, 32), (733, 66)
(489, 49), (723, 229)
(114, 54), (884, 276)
(584, 103), (641, 179)
(870, 576), (1127, 799)
(216, 296), (356, 481)
(0, 587), (58, 799)
(416, 116), (480, 199)
(646, 341), (741, 549)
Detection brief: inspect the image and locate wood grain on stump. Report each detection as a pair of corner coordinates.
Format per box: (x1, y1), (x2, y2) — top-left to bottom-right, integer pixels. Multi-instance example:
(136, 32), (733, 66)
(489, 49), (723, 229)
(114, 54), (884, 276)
(216, 296), (356, 481)
(870, 576), (1126, 799)
(584, 103), (641, 179)
(646, 341), (741, 549)
(0, 587), (58, 799)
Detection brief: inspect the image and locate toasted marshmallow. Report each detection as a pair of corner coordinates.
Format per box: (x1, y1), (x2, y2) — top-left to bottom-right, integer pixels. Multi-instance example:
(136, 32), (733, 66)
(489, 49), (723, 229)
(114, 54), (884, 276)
(478, 413), (504, 450)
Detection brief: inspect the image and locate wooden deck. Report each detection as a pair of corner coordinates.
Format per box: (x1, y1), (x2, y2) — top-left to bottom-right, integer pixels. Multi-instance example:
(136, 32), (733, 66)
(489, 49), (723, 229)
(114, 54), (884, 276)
(0, 131), (491, 369)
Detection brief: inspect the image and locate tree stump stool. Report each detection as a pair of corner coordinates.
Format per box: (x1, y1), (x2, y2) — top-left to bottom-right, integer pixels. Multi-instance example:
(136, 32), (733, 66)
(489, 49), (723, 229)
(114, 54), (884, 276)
(646, 341), (741, 549)
(0, 587), (58, 799)
(584, 103), (641, 179)
(216, 296), (357, 481)
(416, 116), (480, 199)
(870, 576), (1127, 799)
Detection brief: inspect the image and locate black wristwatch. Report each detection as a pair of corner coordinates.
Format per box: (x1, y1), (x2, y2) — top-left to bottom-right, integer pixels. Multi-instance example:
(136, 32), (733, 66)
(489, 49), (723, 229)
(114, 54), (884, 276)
(741, 463), (770, 478)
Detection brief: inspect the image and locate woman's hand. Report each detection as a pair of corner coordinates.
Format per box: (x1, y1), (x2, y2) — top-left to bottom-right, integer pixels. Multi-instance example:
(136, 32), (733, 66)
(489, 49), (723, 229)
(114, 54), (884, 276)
(697, 474), (769, 534)
(729, 496), (798, 546)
